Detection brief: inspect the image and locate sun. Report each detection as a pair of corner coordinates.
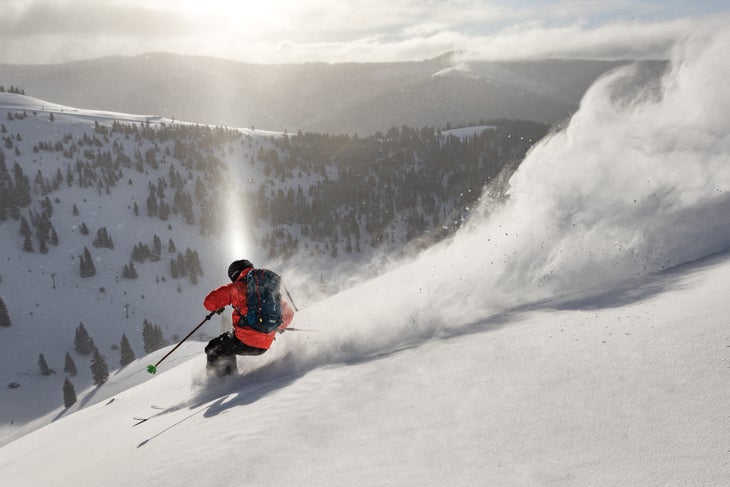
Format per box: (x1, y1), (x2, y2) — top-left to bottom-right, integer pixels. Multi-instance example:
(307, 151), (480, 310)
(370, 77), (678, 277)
(172, 0), (277, 31)
(135, 0), (294, 62)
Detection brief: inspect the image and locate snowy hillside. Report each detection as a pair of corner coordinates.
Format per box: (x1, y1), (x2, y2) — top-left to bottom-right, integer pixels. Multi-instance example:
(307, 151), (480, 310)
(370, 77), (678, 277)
(0, 91), (302, 435)
(1, 24), (730, 486)
(0, 87), (540, 438)
(1, 249), (730, 485)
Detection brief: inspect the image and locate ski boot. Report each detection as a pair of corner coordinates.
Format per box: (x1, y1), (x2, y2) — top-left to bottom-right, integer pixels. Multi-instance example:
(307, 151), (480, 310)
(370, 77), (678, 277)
(206, 355), (238, 378)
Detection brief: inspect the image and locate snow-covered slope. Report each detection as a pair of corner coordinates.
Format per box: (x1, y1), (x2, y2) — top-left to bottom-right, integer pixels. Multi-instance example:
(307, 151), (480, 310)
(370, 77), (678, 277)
(1, 23), (729, 487)
(0, 250), (728, 486)
(0, 90), (296, 436)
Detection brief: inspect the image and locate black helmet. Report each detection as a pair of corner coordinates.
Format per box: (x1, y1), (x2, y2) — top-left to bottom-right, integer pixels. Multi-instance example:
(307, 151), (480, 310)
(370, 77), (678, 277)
(227, 259), (253, 282)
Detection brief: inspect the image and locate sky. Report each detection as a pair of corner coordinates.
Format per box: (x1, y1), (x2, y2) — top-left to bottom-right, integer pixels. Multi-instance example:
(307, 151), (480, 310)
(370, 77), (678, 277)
(0, 0), (729, 65)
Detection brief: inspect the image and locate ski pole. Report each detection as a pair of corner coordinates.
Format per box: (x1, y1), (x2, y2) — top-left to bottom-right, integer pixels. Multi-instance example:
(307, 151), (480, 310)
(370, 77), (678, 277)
(283, 284), (299, 312)
(146, 310), (217, 374)
(279, 327), (319, 333)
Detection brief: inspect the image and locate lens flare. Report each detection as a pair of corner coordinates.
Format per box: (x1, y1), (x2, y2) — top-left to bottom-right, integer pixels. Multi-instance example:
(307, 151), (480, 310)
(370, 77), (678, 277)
(223, 186), (251, 263)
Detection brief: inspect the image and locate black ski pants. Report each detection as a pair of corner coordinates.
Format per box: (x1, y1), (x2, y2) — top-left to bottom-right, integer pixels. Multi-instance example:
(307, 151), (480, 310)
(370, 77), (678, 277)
(205, 332), (267, 366)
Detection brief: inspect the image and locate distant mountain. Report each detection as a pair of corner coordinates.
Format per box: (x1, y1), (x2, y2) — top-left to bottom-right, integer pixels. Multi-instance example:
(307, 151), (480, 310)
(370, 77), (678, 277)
(0, 53), (660, 135)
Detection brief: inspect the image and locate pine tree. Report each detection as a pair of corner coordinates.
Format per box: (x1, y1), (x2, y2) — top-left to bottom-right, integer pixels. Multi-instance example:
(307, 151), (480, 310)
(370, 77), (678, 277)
(155, 324), (167, 350)
(64, 352), (78, 376)
(93, 227), (114, 249)
(90, 347), (109, 385)
(74, 322), (95, 355)
(122, 261), (138, 279)
(158, 201), (170, 220)
(63, 378), (77, 408)
(176, 252), (187, 277)
(38, 353), (54, 375)
(146, 186), (158, 216)
(0, 296), (10, 327)
(11, 162), (30, 207)
(169, 258), (179, 279)
(22, 233), (34, 252)
(131, 242), (151, 263)
(142, 319), (166, 353)
(119, 334), (135, 367)
(142, 319), (154, 353)
(80, 247), (96, 278)
(152, 234), (162, 257)
(19, 215), (31, 237)
(49, 225), (59, 246)
(185, 248), (203, 284)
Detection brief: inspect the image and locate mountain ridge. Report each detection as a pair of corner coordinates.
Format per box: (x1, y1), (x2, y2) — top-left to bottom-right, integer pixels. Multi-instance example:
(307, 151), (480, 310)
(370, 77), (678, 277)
(0, 53), (651, 134)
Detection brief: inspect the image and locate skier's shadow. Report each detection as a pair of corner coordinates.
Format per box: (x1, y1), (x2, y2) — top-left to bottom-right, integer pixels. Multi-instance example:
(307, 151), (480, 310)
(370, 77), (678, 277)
(192, 369), (305, 419)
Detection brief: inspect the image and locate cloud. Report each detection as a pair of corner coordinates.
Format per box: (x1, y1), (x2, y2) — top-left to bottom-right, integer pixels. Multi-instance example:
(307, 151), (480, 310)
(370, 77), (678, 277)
(0, 0), (193, 37)
(0, 0), (728, 65)
(246, 15), (724, 64)
(455, 17), (704, 62)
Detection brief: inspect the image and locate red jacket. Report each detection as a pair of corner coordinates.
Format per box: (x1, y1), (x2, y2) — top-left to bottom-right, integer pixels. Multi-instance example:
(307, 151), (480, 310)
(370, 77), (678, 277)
(203, 268), (294, 349)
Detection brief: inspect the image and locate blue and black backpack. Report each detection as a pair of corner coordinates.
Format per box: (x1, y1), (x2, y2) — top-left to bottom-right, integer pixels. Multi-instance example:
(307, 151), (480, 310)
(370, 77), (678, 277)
(243, 269), (283, 333)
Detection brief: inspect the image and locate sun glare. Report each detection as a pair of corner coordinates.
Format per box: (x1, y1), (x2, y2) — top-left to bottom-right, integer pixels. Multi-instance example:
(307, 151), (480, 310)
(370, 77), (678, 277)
(223, 186), (251, 264)
(172, 0), (276, 31)
(145, 0), (259, 263)
(136, 0), (321, 62)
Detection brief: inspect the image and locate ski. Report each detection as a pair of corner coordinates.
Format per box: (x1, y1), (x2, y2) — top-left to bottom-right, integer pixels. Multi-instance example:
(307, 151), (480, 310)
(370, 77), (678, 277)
(132, 405), (166, 426)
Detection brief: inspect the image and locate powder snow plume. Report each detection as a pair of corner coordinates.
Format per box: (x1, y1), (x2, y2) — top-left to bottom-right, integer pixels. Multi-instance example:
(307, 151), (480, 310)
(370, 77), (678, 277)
(251, 25), (730, 378)
(457, 24), (730, 301)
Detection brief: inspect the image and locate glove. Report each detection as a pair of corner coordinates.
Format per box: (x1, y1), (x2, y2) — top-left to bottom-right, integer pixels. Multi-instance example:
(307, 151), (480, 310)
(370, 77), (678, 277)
(215, 307), (225, 315)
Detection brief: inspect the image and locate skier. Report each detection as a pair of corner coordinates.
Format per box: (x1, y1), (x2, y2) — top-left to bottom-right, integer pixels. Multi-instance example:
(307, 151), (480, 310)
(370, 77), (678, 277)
(203, 259), (294, 376)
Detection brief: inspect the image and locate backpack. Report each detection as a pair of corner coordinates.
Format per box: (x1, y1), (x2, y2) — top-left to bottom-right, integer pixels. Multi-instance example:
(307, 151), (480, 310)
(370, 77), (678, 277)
(243, 269), (283, 333)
